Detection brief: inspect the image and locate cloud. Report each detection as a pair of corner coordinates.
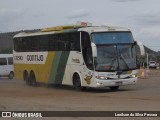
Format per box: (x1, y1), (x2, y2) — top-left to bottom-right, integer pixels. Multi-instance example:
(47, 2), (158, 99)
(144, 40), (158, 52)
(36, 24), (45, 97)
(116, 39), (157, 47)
(134, 11), (160, 26)
(138, 26), (160, 51)
(112, 0), (143, 2)
(140, 26), (160, 38)
(0, 8), (25, 32)
(66, 9), (90, 19)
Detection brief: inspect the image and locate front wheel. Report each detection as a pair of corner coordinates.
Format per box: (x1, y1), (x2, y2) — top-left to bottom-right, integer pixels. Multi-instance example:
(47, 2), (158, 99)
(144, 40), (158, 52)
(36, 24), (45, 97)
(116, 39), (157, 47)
(73, 74), (81, 89)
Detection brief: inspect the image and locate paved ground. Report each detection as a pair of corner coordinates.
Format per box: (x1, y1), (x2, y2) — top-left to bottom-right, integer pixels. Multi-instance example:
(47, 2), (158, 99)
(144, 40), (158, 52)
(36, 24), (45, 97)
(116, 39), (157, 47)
(0, 69), (160, 120)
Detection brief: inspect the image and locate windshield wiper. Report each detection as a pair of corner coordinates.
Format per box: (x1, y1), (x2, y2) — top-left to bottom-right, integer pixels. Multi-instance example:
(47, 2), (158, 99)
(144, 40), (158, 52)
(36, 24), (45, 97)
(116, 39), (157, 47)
(120, 56), (130, 69)
(116, 52), (129, 75)
(119, 49), (130, 70)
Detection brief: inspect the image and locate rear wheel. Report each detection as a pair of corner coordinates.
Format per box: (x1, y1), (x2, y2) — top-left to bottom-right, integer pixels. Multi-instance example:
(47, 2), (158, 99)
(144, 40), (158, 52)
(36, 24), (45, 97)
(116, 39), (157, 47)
(24, 71), (31, 86)
(109, 86), (119, 91)
(30, 72), (37, 87)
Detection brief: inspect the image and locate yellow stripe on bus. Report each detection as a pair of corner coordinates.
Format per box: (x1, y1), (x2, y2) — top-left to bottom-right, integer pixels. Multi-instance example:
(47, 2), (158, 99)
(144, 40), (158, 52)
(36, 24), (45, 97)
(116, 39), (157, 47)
(14, 52), (55, 83)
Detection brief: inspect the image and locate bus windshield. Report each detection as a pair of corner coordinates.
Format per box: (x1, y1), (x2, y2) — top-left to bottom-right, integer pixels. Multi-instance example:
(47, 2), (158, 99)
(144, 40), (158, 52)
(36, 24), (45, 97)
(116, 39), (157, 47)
(92, 32), (134, 44)
(91, 32), (137, 72)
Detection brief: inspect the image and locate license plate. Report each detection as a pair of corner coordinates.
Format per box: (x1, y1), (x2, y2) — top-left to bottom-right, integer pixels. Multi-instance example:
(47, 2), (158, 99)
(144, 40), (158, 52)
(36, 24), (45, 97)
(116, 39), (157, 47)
(115, 81), (123, 86)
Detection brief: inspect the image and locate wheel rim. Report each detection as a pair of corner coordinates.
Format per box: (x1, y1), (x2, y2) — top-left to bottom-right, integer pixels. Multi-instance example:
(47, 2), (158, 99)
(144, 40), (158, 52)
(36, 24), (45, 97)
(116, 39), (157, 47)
(30, 73), (37, 87)
(24, 72), (31, 85)
(73, 75), (81, 88)
(9, 72), (14, 79)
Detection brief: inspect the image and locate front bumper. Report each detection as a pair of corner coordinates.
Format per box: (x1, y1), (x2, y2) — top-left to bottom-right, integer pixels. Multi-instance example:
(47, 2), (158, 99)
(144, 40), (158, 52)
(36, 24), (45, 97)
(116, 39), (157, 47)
(92, 77), (138, 88)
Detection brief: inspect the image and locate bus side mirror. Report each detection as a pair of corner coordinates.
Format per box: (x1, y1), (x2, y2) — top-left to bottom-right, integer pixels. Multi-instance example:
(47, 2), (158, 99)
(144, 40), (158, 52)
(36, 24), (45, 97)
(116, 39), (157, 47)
(91, 43), (97, 57)
(135, 41), (145, 56)
(134, 41), (137, 45)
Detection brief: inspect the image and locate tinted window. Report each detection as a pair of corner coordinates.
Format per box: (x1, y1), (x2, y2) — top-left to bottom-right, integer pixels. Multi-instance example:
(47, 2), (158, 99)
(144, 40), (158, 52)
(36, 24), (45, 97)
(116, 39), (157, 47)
(0, 58), (7, 65)
(14, 32), (81, 52)
(8, 57), (13, 65)
(92, 32), (134, 44)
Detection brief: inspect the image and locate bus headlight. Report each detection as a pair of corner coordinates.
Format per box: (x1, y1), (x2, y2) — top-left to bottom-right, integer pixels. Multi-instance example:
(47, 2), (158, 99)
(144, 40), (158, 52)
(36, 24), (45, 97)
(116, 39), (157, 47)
(96, 76), (106, 80)
(130, 74), (137, 78)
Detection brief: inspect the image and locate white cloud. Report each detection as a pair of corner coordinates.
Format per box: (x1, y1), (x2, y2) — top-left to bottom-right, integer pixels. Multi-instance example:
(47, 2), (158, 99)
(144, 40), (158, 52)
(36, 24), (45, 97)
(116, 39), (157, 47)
(140, 26), (160, 38)
(112, 0), (143, 2)
(0, 0), (160, 51)
(66, 9), (90, 19)
(134, 11), (160, 26)
(0, 8), (25, 31)
(0, 8), (25, 18)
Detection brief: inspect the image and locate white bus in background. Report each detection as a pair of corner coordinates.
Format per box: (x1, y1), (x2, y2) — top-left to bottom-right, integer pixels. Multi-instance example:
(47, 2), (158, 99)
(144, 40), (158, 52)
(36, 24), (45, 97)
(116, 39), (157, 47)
(0, 54), (14, 79)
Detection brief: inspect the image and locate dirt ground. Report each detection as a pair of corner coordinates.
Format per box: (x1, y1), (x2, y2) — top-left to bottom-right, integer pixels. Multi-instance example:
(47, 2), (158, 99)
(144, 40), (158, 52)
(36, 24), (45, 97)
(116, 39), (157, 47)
(0, 69), (160, 120)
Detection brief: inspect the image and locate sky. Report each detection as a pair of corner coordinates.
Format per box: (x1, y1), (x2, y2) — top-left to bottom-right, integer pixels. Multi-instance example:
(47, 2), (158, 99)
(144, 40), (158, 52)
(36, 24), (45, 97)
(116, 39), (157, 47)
(0, 0), (160, 51)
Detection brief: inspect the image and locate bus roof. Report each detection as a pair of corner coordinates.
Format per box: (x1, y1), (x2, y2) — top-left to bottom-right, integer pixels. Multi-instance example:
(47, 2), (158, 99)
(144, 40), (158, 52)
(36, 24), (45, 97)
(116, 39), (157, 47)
(0, 54), (13, 58)
(78, 26), (130, 33)
(14, 25), (130, 38)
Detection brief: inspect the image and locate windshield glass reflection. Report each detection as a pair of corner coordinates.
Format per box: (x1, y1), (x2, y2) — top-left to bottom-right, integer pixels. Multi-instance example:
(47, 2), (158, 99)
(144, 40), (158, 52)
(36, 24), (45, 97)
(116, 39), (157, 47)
(92, 32), (137, 72)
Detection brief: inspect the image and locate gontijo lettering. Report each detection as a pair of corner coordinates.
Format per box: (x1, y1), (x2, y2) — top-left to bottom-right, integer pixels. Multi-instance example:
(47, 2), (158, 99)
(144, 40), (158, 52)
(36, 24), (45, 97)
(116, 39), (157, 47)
(27, 55), (43, 61)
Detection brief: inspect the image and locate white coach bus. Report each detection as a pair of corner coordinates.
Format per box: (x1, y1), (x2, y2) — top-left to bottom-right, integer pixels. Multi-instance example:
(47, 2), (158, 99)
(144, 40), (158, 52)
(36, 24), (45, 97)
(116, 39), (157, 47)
(13, 24), (143, 90)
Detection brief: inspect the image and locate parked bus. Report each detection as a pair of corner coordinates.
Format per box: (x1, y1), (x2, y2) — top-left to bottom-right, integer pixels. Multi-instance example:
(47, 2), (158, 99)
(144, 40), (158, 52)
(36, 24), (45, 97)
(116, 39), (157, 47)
(0, 54), (14, 79)
(13, 24), (142, 90)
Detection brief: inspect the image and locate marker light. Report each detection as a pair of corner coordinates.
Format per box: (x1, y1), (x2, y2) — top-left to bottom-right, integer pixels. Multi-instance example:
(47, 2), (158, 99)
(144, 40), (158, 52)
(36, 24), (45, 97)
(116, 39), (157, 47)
(96, 76), (106, 80)
(130, 74), (137, 78)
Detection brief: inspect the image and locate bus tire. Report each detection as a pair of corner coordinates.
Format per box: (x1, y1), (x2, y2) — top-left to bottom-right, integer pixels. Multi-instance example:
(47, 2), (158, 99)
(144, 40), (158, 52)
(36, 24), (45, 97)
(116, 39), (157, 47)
(24, 71), (31, 86)
(30, 71), (37, 87)
(109, 86), (119, 91)
(73, 73), (81, 89)
(9, 71), (14, 79)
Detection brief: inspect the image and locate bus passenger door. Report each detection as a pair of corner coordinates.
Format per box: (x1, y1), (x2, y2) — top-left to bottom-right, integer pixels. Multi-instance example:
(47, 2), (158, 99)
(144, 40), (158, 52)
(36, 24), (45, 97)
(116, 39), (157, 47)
(81, 32), (94, 86)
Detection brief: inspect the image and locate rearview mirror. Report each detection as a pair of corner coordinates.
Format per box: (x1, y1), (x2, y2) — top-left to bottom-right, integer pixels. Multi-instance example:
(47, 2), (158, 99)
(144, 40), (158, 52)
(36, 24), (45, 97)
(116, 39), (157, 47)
(135, 41), (145, 56)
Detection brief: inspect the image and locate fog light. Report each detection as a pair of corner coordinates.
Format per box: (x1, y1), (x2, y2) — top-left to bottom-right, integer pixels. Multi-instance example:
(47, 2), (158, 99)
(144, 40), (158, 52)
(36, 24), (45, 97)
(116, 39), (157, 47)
(130, 74), (137, 78)
(96, 82), (102, 86)
(96, 76), (106, 80)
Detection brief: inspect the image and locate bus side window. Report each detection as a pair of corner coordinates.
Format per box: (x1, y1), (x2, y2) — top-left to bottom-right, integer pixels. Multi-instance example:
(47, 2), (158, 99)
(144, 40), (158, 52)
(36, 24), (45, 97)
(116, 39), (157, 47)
(86, 48), (93, 65)
(0, 58), (7, 65)
(69, 33), (81, 52)
(64, 41), (70, 51)
(70, 42), (75, 50)
(61, 34), (70, 51)
(8, 57), (13, 65)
